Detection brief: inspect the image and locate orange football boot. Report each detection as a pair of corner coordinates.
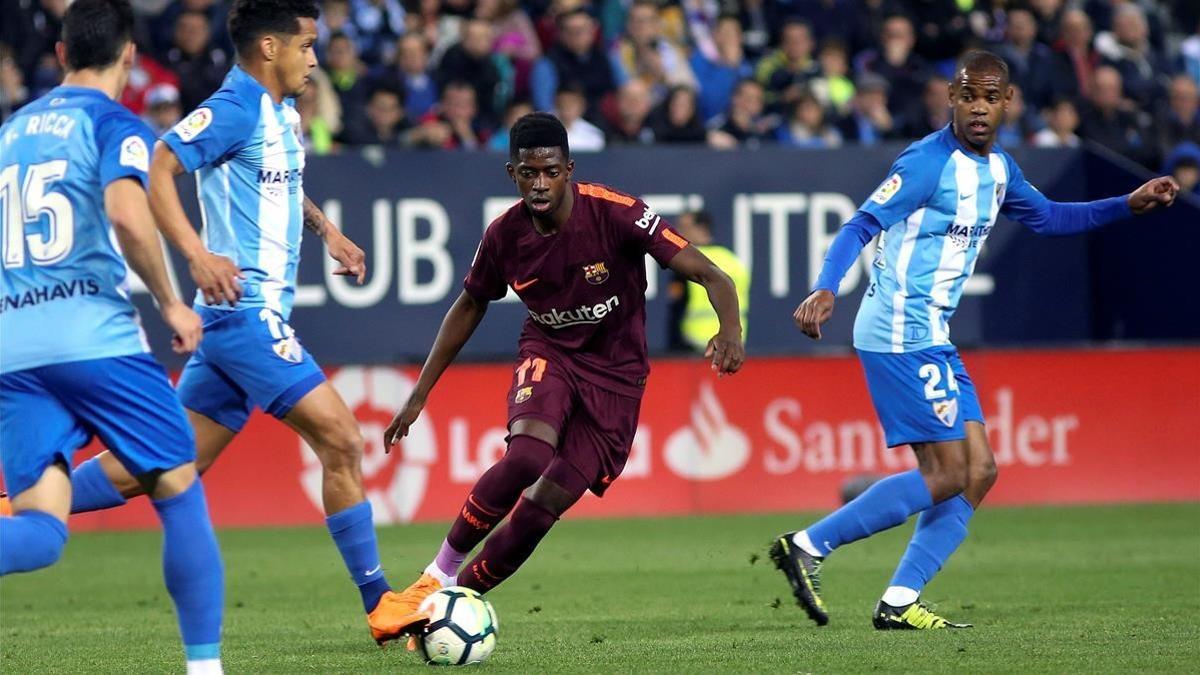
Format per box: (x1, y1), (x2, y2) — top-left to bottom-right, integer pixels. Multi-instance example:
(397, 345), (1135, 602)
(366, 573), (442, 645)
(0, 492), (11, 517)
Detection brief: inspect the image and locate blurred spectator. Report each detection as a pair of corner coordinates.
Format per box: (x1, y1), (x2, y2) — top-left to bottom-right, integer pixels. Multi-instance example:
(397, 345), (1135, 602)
(905, 0), (970, 63)
(555, 84), (605, 151)
(1182, 23), (1200, 86)
(415, 81), (491, 149)
(734, 0), (772, 59)
(1084, 0), (1170, 53)
(1052, 8), (1101, 101)
(1095, 3), (1170, 109)
(149, 0), (231, 60)
(996, 83), (1042, 147)
(1028, 0), (1066, 46)
(776, 91), (843, 148)
(707, 79), (777, 149)
(901, 76), (950, 139)
(787, 0), (862, 51)
(436, 19), (512, 125)
(809, 39), (855, 116)
(2, 0), (65, 86)
(165, 11), (230, 112)
(1033, 97), (1082, 148)
(326, 32), (372, 137)
(1155, 75), (1200, 160)
(341, 84), (412, 147)
(317, 0), (363, 56)
(611, 0), (697, 101)
(389, 34), (438, 119)
(837, 72), (898, 144)
(1078, 65), (1149, 163)
(666, 210), (749, 352)
(120, 52), (180, 116)
(755, 20), (820, 113)
(998, 7), (1058, 111)
(295, 67), (343, 155)
(604, 79), (656, 145)
(142, 83), (183, 136)
(488, 98), (534, 152)
(0, 46), (30, 124)
(351, 0), (406, 64)
(649, 85), (707, 144)
(531, 9), (617, 119)
(856, 15), (931, 122)
(689, 14), (753, 123)
(1163, 143), (1200, 196)
(476, 0), (541, 97)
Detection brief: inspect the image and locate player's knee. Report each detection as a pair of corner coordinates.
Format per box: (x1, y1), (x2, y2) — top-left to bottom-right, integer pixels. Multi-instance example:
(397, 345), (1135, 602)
(970, 456), (999, 492)
(5, 512), (68, 573)
(314, 420), (365, 474)
(925, 458), (968, 500)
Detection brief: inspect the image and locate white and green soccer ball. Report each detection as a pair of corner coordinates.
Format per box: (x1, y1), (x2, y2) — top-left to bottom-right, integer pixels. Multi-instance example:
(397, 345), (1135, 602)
(418, 586), (498, 666)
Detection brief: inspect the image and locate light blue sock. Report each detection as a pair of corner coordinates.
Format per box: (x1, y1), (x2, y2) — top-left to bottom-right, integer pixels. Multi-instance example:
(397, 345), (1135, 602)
(0, 510), (68, 575)
(889, 494), (975, 592)
(152, 480), (223, 664)
(70, 457), (127, 513)
(326, 501), (392, 612)
(805, 470), (934, 556)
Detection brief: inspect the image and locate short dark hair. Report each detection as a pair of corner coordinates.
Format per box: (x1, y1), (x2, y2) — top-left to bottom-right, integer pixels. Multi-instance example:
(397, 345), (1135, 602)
(228, 0), (319, 58)
(61, 0), (134, 71)
(688, 210), (713, 233)
(509, 112), (569, 161)
(956, 50), (1010, 85)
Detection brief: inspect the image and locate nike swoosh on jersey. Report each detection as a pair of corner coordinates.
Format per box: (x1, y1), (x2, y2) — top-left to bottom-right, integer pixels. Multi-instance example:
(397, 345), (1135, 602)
(364, 564), (382, 576)
(959, 192), (975, 201)
(513, 278), (539, 291)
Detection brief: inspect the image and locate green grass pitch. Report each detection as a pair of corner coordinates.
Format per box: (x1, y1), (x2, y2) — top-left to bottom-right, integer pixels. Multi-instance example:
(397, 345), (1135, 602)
(2, 504), (1197, 673)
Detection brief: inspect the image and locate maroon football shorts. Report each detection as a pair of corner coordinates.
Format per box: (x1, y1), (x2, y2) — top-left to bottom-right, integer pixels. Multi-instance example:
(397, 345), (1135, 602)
(505, 349), (641, 496)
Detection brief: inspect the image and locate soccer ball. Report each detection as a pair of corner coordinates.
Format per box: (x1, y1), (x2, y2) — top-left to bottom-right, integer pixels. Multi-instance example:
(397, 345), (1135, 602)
(418, 586), (498, 666)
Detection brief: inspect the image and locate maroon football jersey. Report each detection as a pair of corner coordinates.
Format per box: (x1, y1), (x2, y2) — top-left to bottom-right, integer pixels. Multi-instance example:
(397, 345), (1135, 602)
(464, 182), (689, 398)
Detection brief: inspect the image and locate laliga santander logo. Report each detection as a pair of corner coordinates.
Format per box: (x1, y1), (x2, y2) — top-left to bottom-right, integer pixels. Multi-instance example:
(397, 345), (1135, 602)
(663, 382), (750, 480)
(299, 367), (436, 523)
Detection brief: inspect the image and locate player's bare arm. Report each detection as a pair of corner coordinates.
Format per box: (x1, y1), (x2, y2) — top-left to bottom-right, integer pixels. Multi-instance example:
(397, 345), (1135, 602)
(302, 195), (366, 284)
(148, 140), (243, 305)
(385, 290), (490, 448)
(795, 289), (835, 341)
(1127, 176), (1180, 214)
(667, 245), (745, 375)
(104, 178), (201, 353)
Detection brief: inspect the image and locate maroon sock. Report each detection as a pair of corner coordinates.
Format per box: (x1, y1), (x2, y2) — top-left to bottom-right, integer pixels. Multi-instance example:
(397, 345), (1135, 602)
(460, 497), (559, 593)
(445, 434), (554, 554)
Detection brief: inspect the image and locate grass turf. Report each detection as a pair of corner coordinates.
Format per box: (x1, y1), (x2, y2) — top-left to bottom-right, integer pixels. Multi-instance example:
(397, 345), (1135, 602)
(2, 503), (1197, 673)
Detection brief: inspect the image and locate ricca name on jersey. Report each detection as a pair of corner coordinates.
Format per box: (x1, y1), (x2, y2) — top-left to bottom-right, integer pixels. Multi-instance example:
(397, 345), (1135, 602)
(0, 278), (101, 313)
(528, 295), (620, 329)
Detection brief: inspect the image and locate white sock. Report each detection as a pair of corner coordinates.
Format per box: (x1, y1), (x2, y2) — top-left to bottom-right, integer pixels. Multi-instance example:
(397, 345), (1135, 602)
(186, 658), (223, 675)
(424, 561), (456, 587)
(881, 586), (919, 607)
(791, 530), (825, 558)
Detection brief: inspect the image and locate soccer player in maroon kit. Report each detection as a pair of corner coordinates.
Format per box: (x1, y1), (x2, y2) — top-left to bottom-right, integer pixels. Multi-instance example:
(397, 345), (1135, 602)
(380, 113), (745, 631)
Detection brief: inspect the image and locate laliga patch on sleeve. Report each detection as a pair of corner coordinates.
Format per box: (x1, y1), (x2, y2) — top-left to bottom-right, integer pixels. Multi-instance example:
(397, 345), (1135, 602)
(119, 135), (149, 172)
(870, 173), (902, 205)
(173, 107), (213, 143)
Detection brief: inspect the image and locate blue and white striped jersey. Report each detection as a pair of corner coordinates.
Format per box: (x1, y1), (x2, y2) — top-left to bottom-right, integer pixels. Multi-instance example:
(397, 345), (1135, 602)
(853, 125), (1044, 353)
(0, 86), (154, 373)
(162, 65), (306, 320)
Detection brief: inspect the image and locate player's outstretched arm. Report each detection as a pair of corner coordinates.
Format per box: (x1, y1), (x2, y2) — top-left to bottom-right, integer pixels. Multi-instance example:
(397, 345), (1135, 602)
(1003, 163), (1180, 235)
(105, 178), (202, 353)
(667, 246), (745, 375)
(384, 290), (490, 449)
(302, 196), (366, 284)
(148, 141), (244, 305)
(797, 211), (882, 340)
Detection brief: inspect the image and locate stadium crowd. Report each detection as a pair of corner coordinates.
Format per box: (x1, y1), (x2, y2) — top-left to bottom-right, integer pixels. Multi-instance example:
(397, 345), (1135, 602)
(2, 0), (1198, 178)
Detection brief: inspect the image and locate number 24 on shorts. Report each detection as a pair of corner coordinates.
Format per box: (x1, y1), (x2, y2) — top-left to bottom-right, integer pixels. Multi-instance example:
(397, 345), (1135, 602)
(918, 362), (959, 400)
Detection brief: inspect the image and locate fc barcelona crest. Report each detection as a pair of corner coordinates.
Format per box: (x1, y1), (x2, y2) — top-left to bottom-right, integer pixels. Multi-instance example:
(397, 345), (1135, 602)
(931, 398), (958, 428)
(583, 262), (609, 285)
(515, 386), (533, 403)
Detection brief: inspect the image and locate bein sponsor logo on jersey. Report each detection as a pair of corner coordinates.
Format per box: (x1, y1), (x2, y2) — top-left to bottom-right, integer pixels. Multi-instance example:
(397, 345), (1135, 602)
(528, 295), (620, 329)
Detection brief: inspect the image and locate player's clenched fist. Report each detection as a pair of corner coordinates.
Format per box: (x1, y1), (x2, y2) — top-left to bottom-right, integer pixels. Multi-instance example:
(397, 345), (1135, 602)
(161, 301), (203, 354)
(795, 289), (835, 340)
(1127, 176), (1180, 215)
(705, 329), (745, 376)
(385, 393), (426, 451)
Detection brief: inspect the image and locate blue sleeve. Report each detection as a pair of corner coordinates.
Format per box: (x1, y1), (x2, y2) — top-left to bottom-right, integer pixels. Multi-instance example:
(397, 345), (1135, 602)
(1000, 158), (1133, 235)
(160, 94), (257, 172)
(857, 143), (942, 228)
(530, 58), (557, 112)
(95, 110), (155, 190)
(813, 211), (883, 293)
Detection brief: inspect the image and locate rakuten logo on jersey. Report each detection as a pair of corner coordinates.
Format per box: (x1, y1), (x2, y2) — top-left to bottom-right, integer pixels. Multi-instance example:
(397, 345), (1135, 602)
(528, 295), (620, 329)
